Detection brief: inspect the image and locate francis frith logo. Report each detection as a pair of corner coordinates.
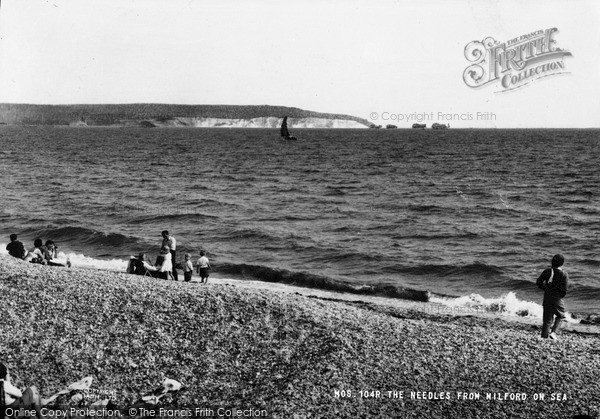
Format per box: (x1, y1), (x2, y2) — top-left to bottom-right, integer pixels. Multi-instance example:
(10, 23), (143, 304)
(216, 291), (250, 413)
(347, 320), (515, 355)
(463, 28), (572, 92)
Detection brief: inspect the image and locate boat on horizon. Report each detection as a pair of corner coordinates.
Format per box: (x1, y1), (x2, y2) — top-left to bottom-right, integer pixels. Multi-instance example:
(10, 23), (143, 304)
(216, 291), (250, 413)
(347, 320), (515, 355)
(280, 116), (298, 140)
(432, 122), (449, 130)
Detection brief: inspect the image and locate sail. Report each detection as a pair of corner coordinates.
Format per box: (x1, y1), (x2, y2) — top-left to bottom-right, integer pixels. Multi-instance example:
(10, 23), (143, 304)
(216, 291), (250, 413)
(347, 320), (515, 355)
(280, 116), (290, 138)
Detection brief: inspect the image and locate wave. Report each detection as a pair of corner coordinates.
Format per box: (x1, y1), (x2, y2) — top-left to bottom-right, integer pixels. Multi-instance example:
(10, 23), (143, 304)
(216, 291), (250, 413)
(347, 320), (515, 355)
(126, 212), (219, 224)
(217, 263), (430, 302)
(218, 228), (279, 242)
(565, 283), (600, 305)
(580, 258), (600, 267)
(3, 243), (598, 322)
(254, 214), (318, 222)
(24, 226), (142, 248)
(383, 262), (506, 278)
(430, 292), (579, 322)
(309, 251), (385, 265)
(392, 232), (480, 241)
(324, 187), (346, 196)
(61, 251), (129, 271)
(406, 204), (446, 213)
(275, 186), (308, 194)
(0, 245), (128, 271)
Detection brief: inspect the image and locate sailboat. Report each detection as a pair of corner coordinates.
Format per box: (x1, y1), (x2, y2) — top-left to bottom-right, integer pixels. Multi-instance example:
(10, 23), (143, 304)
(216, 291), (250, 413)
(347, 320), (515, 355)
(280, 116), (297, 141)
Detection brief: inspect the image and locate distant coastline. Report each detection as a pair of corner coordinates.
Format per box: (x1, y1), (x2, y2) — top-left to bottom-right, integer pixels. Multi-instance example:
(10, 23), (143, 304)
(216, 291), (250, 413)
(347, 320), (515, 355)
(0, 103), (370, 128)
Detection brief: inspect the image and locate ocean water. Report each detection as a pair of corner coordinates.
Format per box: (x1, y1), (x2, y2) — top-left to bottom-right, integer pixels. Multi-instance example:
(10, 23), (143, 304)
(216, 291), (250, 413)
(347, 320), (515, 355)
(0, 126), (599, 318)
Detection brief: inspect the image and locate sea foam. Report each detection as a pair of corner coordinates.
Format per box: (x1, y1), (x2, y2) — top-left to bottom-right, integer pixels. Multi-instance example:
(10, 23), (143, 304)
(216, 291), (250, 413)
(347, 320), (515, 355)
(1, 244), (129, 272)
(430, 292), (578, 323)
(60, 251), (129, 271)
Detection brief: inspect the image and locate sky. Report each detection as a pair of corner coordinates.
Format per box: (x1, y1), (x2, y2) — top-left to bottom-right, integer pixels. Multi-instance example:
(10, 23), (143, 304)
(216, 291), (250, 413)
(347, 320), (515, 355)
(0, 0), (598, 128)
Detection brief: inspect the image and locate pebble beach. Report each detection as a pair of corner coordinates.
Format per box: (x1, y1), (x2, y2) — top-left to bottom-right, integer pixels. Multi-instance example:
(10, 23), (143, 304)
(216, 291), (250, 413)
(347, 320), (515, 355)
(1, 255), (598, 418)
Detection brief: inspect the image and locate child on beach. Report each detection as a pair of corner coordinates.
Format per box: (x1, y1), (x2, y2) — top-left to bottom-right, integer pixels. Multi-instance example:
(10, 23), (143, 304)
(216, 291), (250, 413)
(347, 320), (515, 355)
(536, 254), (569, 340)
(196, 250), (211, 284)
(161, 231), (178, 281)
(157, 246), (175, 280)
(0, 362), (41, 416)
(183, 253), (194, 282)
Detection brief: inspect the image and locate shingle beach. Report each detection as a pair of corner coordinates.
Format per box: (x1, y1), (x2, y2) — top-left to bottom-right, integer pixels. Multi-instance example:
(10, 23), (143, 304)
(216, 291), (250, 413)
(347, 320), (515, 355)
(1, 256), (598, 418)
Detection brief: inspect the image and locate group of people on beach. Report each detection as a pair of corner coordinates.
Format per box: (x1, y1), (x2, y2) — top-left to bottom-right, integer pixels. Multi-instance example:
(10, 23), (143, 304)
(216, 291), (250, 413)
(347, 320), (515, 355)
(1, 362), (183, 417)
(126, 230), (211, 283)
(3, 230), (570, 339)
(6, 234), (71, 267)
(6, 230), (211, 283)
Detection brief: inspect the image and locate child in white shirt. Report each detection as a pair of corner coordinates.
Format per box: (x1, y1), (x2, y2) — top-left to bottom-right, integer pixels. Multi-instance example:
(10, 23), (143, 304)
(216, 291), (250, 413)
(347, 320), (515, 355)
(196, 250), (211, 284)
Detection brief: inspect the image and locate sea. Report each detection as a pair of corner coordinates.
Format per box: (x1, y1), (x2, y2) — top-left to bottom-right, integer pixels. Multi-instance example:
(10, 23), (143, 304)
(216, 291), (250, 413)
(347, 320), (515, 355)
(1, 126), (599, 320)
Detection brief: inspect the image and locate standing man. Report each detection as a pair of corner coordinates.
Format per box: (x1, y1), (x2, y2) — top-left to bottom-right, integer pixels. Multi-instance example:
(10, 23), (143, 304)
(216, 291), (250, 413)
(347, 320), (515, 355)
(536, 254), (569, 340)
(161, 230), (178, 281)
(6, 234), (26, 259)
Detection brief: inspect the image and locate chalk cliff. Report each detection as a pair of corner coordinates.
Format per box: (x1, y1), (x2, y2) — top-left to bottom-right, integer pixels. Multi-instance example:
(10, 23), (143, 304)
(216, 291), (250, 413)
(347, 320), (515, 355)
(0, 104), (370, 128)
(140, 117), (367, 129)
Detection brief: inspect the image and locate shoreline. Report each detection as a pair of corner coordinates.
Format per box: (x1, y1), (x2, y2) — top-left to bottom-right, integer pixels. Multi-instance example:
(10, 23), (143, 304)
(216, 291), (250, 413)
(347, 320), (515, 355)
(4, 249), (599, 335)
(1, 255), (599, 418)
(202, 274), (600, 336)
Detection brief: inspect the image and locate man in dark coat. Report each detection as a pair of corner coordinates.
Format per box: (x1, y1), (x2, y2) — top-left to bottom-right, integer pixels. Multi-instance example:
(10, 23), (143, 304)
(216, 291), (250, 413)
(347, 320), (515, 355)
(536, 254), (569, 340)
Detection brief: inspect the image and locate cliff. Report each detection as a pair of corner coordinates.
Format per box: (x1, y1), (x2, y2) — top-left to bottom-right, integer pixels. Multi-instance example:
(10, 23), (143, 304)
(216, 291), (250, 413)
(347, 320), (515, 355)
(0, 103), (370, 128)
(145, 117), (366, 129)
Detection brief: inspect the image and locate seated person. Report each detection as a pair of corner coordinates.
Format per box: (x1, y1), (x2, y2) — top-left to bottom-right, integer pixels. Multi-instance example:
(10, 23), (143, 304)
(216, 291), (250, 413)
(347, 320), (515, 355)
(6, 234), (26, 260)
(127, 253), (156, 276)
(154, 254), (164, 268)
(43, 241), (71, 267)
(24, 239), (47, 265)
(1, 362), (41, 416)
(44, 241), (57, 260)
(127, 252), (172, 279)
